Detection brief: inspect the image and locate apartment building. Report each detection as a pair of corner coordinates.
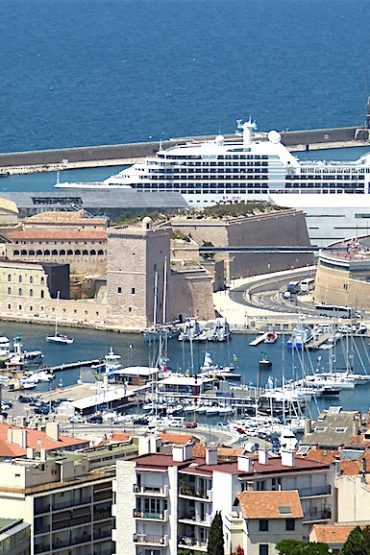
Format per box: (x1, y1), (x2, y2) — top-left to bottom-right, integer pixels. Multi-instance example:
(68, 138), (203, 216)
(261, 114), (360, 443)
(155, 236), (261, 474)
(0, 453), (114, 555)
(114, 443), (335, 555)
(225, 490), (305, 555)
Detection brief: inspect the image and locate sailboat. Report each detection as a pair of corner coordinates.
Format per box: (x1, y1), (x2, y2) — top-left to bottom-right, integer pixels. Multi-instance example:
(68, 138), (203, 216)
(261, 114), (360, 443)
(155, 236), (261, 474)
(46, 292), (74, 344)
(143, 259), (180, 341)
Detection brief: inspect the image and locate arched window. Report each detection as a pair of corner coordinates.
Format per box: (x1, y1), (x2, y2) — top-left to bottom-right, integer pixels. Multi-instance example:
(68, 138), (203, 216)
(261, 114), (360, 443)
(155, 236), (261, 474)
(41, 290), (44, 299)
(18, 288), (22, 296)
(36, 250), (42, 256)
(90, 250), (96, 256)
(75, 250), (81, 256)
(7, 287), (11, 295)
(30, 276), (33, 284)
(52, 250), (58, 256)
(7, 274), (11, 282)
(18, 275), (22, 283)
(60, 250), (66, 256)
(67, 250), (73, 256)
(30, 289), (33, 297)
(21, 250), (27, 256)
(44, 250), (50, 256)
(82, 250), (88, 256)
(98, 250), (104, 256)
(29, 250), (35, 256)
(13, 250), (19, 256)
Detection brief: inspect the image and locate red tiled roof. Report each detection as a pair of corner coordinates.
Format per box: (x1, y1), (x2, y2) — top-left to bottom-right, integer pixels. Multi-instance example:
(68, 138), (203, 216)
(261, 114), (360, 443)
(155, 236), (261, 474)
(311, 524), (358, 545)
(109, 431), (195, 446)
(238, 490), (303, 519)
(132, 451), (330, 476)
(8, 229), (107, 241)
(0, 423), (88, 457)
(306, 449), (339, 464)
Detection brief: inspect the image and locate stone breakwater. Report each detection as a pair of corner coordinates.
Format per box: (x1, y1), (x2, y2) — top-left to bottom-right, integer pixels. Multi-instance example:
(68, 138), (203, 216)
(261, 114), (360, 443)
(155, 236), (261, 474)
(0, 126), (368, 176)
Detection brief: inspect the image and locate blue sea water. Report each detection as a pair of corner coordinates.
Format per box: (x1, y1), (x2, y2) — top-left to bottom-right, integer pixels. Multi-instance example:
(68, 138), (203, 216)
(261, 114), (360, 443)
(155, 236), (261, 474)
(1, 0), (370, 152)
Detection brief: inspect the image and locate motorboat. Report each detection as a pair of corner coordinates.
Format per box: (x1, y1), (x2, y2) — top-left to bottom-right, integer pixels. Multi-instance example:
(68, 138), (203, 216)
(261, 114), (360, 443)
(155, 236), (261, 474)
(6, 337), (43, 369)
(287, 319), (313, 350)
(205, 406), (220, 415)
(143, 323), (180, 341)
(178, 318), (201, 341)
(264, 330), (278, 344)
(209, 318), (231, 342)
(218, 406), (234, 415)
(0, 336), (10, 358)
(259, 353), (272, 370)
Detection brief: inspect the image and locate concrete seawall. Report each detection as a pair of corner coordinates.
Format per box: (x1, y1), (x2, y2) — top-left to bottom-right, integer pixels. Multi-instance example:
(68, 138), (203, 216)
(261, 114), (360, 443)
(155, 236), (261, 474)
(0, 125), (368, 175)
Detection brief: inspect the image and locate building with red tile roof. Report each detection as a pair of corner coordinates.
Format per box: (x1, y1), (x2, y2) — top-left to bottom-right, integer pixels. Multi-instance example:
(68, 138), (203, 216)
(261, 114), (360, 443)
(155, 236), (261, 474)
(310, 524), (363, 553)
(115, 443), (335, 555)
(0, 422), (88, 459)
(237, 490), (303, 519)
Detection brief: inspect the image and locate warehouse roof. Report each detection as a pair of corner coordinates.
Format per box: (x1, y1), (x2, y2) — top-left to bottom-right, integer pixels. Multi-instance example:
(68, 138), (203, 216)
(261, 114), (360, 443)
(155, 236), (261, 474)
(0, 191), (188, 210)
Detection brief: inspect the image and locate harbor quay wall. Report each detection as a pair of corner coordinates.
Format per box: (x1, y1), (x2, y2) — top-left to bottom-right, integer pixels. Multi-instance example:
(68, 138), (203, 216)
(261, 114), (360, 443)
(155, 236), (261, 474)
(0, 295), (107, 328)
(0, 126), (365, 169)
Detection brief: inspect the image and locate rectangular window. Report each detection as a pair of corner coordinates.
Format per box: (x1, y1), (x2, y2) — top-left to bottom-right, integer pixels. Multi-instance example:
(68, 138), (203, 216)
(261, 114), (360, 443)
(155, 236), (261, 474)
(117, 287), (122, 294)
(131, 288), (136, 295)
(259, 546), (269, 555)
(286, 519), (295, 531)
(259, 519), (269, 532)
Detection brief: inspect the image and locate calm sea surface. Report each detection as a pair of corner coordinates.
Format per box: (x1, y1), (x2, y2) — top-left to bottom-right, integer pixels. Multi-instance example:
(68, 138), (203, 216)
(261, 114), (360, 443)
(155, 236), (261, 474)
(0, 0), (370, 152)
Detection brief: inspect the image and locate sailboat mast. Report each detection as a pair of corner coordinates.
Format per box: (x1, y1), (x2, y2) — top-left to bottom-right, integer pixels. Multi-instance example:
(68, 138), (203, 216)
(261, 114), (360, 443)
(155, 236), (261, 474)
(162, 257), (167, 325)
(153, 271), (158, 329)
(55, 291), (60, 336)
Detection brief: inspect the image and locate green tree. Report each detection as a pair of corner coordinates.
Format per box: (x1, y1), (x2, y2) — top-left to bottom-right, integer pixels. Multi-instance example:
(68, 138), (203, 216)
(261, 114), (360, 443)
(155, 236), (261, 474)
(277, 539), (330, 555)
(207, 511), (224, 555)
(341, 526), (370, 555)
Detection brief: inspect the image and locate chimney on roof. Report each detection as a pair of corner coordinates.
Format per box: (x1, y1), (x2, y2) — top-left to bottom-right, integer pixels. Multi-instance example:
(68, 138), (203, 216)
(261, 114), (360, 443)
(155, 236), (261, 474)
(206, 446), (218, 466)
(304, 418), (312, 435)
(26, 447), (35, 459)
(17, 416), (26, 428)
(281, 449), (295, 467)
(258, 448), (268, 465)
(10, 428), (27, 448)
(40, 448), (47, 462)
(237, 455), (252, 473)
(46, 422), (60, 442)
(173, 442), (193, 463)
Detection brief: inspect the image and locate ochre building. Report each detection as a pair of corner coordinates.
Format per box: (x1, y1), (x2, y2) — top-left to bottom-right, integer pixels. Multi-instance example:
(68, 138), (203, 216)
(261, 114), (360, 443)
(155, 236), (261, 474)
(315, 236), (370, 311)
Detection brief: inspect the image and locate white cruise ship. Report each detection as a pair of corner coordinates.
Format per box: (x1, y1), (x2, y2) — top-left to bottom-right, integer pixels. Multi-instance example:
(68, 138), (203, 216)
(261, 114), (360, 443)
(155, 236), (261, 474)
(55, 120), (370, 244)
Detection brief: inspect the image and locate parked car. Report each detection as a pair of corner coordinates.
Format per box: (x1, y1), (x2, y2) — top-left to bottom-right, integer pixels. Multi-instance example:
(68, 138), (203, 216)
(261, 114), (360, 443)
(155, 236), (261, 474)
(185, 421), (198, 429)
(69, 414), (84, 424)
(133, 417), (149, 426)
(33, 405), (51, 415)
(18, 395), (33, 403)
(87, 415), (103, 424)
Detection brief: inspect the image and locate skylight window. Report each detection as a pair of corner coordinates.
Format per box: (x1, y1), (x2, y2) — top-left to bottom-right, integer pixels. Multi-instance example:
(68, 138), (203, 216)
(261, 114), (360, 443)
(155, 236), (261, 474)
(279, 506), (291, 514)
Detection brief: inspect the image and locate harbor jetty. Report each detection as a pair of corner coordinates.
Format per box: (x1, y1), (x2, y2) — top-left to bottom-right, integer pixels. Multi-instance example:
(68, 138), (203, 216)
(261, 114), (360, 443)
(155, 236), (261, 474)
(0, 125), (368, 176)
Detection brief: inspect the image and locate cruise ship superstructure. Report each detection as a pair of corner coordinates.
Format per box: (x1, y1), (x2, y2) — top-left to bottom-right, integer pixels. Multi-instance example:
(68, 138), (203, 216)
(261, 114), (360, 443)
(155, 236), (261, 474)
(56, 120), (370, 244)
